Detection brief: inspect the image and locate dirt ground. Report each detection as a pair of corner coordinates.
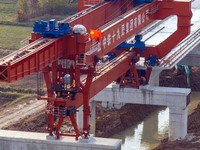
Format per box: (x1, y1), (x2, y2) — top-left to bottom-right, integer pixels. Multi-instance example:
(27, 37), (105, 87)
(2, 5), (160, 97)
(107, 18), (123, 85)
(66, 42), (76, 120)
(3, 102), (158, 138)
(154, 104), (200, 150)
(160, 67), (200, 91)
(2, 66), (200, 150)
(154, 67), (200, 150)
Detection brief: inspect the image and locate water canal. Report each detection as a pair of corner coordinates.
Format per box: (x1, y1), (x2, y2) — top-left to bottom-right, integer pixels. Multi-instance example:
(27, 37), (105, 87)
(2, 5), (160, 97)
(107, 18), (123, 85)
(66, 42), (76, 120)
(111, 92), (200, 150)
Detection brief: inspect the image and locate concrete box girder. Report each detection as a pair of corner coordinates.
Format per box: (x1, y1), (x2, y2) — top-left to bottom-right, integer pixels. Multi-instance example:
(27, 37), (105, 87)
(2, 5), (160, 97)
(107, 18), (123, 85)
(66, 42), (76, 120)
(0, 130), (121, 150)
(93, 84), (190, 108)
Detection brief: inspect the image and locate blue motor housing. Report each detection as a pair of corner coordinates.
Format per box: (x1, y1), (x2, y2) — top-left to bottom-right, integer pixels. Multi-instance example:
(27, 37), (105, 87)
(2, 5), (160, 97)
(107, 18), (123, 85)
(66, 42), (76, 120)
(116, 35), (145, 53)
(134, 35), (145, 53)
(145, 55), (159, 66)
(105, 0), (118, 2)
(135, 0), (154, 4)
(33, 19), (71, 38)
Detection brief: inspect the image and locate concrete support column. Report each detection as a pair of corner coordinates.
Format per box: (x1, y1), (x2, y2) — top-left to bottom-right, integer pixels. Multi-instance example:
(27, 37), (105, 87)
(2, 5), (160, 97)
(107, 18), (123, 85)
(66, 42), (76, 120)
(77, 106), (83, 131)
(77, 101), (96, 135)
(148, 68), (163, 86)
(90, 101), (96, 135)
(169, 106), (188, 140)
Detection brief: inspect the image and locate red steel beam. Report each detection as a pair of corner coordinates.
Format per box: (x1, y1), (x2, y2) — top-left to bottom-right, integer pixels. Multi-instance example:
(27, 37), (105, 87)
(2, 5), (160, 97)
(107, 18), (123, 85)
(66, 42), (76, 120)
(0, 0), (191, 83)
(0, 37), (65, 82)
(67, 0), (133, 31)
(64, 2), (160, 64)
(0, 0), (134, 82)
(83, 0), (191, 65)
(144, 0), (192, 58)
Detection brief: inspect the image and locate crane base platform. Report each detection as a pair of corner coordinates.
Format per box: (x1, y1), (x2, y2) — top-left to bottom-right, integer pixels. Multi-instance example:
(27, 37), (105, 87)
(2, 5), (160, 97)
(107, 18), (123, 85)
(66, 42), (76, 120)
(0, 130), (121, 150)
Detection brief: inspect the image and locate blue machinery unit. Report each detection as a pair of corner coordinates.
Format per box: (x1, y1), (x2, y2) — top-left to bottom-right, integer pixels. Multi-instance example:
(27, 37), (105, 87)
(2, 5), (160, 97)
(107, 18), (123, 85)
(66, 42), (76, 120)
(116, 35), (145, 52)
(33, 19), (71, 38)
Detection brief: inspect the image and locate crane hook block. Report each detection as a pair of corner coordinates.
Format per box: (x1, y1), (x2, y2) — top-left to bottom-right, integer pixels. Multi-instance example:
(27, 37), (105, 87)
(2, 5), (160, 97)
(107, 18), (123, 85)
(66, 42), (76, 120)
(33, 19), (71, 38)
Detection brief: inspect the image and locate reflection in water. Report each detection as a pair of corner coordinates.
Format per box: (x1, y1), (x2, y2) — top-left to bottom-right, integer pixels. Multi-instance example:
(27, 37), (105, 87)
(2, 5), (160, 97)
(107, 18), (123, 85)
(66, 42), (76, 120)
(123, 123), (147, 150)
(111, 92), (200, 150)
(112, 107), (169, 150)
(158, 108), (169, 135)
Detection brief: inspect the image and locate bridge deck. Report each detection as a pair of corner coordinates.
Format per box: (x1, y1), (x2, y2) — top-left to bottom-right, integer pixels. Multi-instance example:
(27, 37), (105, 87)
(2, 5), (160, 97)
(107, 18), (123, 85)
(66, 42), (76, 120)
(136, 0), (200, 69)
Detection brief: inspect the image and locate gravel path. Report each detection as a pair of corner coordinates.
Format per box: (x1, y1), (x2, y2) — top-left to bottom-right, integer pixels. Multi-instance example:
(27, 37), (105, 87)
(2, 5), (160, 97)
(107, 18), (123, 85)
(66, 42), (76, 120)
(0, 100), (46, 129)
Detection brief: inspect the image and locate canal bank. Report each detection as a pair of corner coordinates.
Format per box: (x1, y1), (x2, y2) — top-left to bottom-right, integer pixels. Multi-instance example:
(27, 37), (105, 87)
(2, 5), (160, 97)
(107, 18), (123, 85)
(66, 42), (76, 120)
(110, 92), (200, 150)
(154, 92), (200, 150)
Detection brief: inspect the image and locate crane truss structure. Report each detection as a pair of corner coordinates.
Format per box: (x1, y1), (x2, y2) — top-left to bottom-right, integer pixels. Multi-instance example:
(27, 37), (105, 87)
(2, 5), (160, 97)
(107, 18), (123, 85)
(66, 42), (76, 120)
(0, 0), (191, 140)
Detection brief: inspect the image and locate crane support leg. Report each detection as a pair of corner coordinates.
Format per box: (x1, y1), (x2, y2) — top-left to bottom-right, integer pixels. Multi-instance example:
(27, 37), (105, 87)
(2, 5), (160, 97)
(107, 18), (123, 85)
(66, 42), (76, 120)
(82, 73), (93, 138)
(43, 68), (55, 136)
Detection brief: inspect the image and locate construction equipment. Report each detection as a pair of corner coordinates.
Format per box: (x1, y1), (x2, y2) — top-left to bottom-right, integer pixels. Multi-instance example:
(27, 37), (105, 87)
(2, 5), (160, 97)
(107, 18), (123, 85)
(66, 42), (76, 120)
(0, 0), (192, 140)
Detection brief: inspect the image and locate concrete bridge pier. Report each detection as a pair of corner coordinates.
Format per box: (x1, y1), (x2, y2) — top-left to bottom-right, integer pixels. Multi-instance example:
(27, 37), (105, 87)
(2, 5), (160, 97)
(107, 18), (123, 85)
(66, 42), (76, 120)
(90, 100), (96, 135)
(148, 68), (163, 86)
(77, 101), (96, 135)
(93, 84), (191, 140)
(169, 106), (188, 140)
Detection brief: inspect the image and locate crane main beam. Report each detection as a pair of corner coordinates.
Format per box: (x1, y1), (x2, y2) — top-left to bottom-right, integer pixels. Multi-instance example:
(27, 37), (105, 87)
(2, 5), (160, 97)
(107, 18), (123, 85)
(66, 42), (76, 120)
(0, 0), (130, 82)
(0, 0), (191, 82)
(0, 38), (65, 82)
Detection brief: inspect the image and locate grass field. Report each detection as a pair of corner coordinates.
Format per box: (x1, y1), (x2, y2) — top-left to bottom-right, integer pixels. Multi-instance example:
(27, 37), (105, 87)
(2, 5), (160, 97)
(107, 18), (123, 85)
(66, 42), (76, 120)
(0, 0), (69, 50)
(0, 25), (32, 49)
(0, 2), (17, 23)
(0, 0), (17, 3)
(0, 1), (31, 50)
(0, 0), (73, 26)
(0, 0), (59, 86)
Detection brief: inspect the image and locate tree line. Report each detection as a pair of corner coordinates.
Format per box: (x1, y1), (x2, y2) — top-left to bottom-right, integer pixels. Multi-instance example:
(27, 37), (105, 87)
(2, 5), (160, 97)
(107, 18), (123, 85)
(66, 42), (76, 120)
(17, 0), (77, 22)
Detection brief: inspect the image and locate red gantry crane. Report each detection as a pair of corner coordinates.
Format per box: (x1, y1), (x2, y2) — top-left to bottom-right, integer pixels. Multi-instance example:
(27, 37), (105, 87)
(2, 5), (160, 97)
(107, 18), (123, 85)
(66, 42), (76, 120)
(0, 0), (191, 140)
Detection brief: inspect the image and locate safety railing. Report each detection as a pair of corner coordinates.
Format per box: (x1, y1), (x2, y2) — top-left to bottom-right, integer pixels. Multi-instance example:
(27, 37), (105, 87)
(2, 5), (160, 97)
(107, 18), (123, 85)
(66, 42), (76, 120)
(159, 28), (200, 68)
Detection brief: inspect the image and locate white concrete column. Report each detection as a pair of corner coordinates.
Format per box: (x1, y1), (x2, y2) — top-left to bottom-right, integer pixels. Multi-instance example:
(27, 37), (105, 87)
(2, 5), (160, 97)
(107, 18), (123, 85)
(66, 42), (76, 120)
(77, 101), (96, 135)
(101, 83), (124, 109)
(90, 100), (96, 135)
(169, 106), (188, 140)
(77, 106), (83, 131)
(148, 68), (163, 86)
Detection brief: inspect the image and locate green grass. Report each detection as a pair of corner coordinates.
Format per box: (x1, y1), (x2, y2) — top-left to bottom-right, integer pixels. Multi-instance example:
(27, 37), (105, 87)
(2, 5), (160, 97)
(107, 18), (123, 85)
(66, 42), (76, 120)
(0, 74), (38, 91)
(0, 93), (37, 109)
(0, 1), (73, 27)
(0, 25), (32, 49)
(0, 2), (32, 50)
(0, 3), (17, 23)
(0, 91), (21, 100)
(0, 0), (17, 3)
(0, 2), (69, 50)
(0, 1), (67, 106)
